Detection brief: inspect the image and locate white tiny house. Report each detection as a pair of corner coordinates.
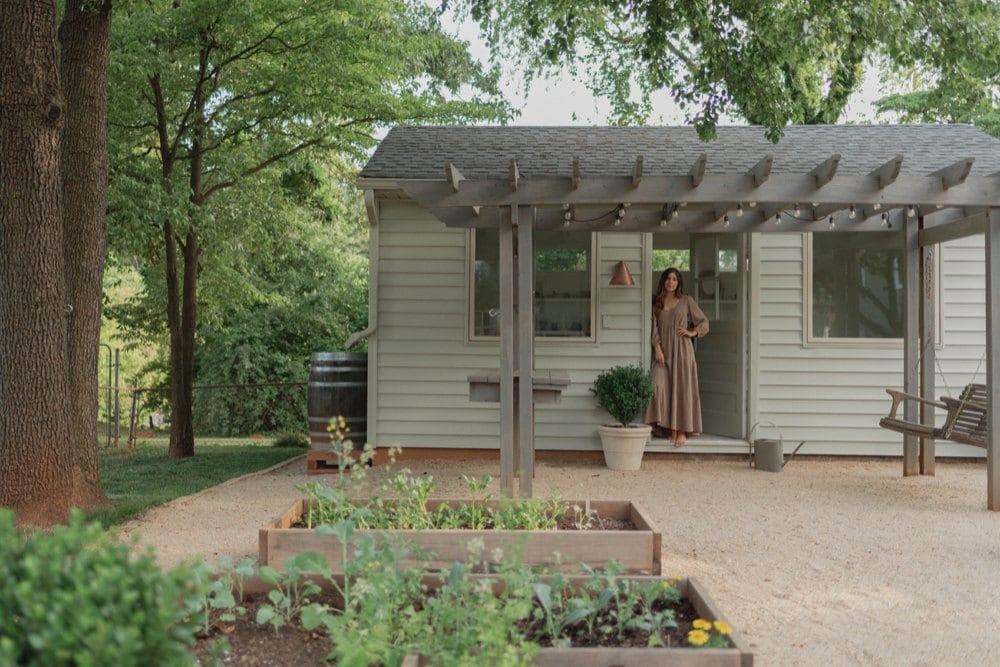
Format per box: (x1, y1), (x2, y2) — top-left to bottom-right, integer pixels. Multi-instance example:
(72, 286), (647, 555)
(355, 125), (1000, 507)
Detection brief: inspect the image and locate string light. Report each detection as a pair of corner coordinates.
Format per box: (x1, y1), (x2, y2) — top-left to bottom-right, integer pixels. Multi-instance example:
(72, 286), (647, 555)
(672, 207), (679, 219)
(828, 215), (835, 230)
(793, 203), (801, 217)
(873, 202), (881, 210)
(881, 212), (890, 228)
(736, 203), (744, 217)
(614, 203), (625, 226)
(848, 205), (857, 219)
(775, 212), (782, 225)
(723, 214), (731, 228)
(907, 204), (916, 217)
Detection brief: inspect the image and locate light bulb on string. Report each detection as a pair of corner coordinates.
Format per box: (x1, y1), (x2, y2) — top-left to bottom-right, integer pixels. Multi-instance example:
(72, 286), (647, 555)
(848, 205), (857, 219)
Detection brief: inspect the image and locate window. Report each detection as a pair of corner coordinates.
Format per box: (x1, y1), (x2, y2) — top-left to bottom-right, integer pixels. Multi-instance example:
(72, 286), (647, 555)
(471, 229), (595, 340)
(807, 232), (904, 341)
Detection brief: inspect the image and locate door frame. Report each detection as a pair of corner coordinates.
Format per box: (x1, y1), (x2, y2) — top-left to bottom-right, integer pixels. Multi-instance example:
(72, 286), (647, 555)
(642, 231), (751, 441)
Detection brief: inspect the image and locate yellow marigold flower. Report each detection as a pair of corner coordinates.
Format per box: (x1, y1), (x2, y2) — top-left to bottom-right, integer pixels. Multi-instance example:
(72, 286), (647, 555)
(692, 618), (713, 631)
(687, 629), (710, 646)
(713, 620), (732, 635)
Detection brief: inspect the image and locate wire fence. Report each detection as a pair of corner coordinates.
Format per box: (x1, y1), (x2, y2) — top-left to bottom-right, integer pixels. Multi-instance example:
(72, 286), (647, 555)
(98, 381), (308, 449)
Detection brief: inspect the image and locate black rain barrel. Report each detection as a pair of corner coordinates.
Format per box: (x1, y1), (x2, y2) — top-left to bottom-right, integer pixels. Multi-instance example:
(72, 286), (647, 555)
(307, 352), (368, 451)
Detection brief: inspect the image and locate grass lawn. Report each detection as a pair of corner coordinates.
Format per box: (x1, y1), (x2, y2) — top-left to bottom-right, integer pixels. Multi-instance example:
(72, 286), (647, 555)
(94, 437), (306, 527)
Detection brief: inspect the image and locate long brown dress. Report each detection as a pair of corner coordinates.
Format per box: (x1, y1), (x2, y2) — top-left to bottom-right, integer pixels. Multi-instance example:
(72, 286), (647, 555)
(644, 295), (709, 435)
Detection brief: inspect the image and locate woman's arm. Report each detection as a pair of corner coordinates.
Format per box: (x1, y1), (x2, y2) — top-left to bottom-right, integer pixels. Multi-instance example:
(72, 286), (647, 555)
(651, 313), (665, 364)
(686, 297), (710, 337)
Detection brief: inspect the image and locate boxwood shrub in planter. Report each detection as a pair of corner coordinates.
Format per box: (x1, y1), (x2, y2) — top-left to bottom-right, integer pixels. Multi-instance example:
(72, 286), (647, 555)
(591, 364), (654, 470)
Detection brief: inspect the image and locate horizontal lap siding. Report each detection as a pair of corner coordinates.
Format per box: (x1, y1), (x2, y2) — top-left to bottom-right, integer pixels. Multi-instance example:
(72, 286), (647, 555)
(373, 205), (644, 451)
(756, 233), (986, 456)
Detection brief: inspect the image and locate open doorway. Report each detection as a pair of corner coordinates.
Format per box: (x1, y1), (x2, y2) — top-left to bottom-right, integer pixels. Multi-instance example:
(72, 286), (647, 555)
(651, 232), (747, 440)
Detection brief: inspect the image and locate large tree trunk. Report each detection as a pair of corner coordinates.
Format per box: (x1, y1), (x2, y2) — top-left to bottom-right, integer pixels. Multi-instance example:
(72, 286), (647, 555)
(165, 225), (199, 458)
(59, 0), (113, 510)
(0, 0), (77, 526)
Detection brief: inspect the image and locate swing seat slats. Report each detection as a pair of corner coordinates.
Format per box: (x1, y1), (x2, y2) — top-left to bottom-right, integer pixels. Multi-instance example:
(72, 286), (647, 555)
(879, 383), (988, 448)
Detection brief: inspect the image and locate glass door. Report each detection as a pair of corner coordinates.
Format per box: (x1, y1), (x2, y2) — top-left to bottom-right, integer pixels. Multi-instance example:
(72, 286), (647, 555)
(690, 234), (746, 438)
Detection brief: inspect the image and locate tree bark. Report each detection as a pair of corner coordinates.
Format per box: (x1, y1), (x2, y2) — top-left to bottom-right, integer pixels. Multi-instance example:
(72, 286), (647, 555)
(0, 0), (77, 526)
(165, 224), (199, 458)
(59, 0), (113, 509)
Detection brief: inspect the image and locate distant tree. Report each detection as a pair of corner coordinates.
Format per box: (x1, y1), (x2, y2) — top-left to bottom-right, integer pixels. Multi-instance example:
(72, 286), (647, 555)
(107, 0), (511, 458)
(194, 158), (369, 436)
(448, 0), (1000, 139)
(873, 3), (1000, 138)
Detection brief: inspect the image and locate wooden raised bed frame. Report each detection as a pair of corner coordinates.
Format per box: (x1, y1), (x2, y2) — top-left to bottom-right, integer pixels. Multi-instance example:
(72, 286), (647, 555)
(241, 574), (753, 667)
(260, 498), (662, 574)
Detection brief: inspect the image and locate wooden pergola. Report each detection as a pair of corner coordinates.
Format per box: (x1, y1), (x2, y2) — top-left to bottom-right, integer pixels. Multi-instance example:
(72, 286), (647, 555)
(363, 125), (1000, 509)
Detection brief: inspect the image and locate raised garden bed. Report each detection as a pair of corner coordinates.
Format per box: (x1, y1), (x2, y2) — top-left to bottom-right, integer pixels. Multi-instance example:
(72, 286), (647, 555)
(197, 573), (752, 666)
(259, 498), (662, 574)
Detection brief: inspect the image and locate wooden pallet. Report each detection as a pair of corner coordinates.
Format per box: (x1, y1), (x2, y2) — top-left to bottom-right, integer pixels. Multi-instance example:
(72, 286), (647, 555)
(306, 448), (389, 473)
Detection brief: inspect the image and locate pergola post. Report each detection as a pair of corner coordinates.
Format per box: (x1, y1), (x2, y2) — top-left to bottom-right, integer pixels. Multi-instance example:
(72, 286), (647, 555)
(498, 209), (515, 493)
(919, 217), (936, 475)
(986, 208), (1000, 510)
(903, 214), (920, 475)
(516, 207), (535, 497)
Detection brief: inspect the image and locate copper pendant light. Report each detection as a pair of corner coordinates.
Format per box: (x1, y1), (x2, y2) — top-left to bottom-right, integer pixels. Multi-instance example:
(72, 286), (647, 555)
(609, 260), (634, 286)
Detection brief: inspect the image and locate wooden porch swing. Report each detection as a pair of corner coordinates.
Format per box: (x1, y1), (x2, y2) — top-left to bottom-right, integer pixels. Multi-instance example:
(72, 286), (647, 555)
(880, 383), (988, 448)
(880, 347), (989, 448)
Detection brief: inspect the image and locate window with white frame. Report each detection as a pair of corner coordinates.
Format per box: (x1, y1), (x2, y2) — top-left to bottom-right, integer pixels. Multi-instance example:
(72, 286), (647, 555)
(806, 231), (905, 341)
(471, 229), (595, 340)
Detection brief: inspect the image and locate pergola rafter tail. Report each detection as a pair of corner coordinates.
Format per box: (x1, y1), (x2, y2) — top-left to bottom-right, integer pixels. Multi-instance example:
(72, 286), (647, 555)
(399, 173), (1000, 212)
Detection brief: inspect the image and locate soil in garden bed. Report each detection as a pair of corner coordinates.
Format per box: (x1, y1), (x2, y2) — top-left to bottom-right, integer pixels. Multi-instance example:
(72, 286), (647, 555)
(190, 588), (702, 666)
(289, 516), (636, 531)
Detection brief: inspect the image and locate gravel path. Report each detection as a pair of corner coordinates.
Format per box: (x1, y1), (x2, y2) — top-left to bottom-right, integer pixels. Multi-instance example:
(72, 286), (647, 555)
(120, 454), (1000, 666)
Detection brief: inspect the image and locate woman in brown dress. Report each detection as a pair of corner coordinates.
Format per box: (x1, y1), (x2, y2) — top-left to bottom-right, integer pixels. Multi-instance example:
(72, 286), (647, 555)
(645, 268), (709, 447)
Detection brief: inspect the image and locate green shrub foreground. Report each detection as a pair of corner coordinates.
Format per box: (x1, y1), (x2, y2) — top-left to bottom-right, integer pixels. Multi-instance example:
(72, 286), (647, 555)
(0, 507), (731, 666)
(0, 509), (206, 666)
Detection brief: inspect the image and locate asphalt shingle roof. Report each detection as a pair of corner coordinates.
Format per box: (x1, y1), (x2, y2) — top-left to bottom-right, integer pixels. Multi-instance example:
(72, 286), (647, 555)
(361, 125), (1000, 180)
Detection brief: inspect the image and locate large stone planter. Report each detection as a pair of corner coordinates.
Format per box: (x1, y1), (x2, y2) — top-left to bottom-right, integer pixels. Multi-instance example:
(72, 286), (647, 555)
(259, 498), (662, 574)
(598, 424), (652, 470)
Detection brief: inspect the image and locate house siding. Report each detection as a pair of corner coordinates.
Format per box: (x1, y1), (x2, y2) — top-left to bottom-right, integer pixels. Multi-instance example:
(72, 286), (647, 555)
(372, 199), (987, 458)
(372, 202), (645, 451)
(755, 233), (987, 457)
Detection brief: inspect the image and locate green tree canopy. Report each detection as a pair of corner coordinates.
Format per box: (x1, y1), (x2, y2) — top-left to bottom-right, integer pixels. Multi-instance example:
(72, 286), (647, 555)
(447, 0), (1000, 139)
(107, 0), (511, 456)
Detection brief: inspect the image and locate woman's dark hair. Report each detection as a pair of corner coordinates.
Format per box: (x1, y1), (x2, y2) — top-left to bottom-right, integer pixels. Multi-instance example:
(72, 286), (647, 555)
(653, 267), (684, 311)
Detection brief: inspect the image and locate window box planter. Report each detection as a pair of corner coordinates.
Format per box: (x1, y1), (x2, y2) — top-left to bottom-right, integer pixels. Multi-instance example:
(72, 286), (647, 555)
(259, 498), (662, 574)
